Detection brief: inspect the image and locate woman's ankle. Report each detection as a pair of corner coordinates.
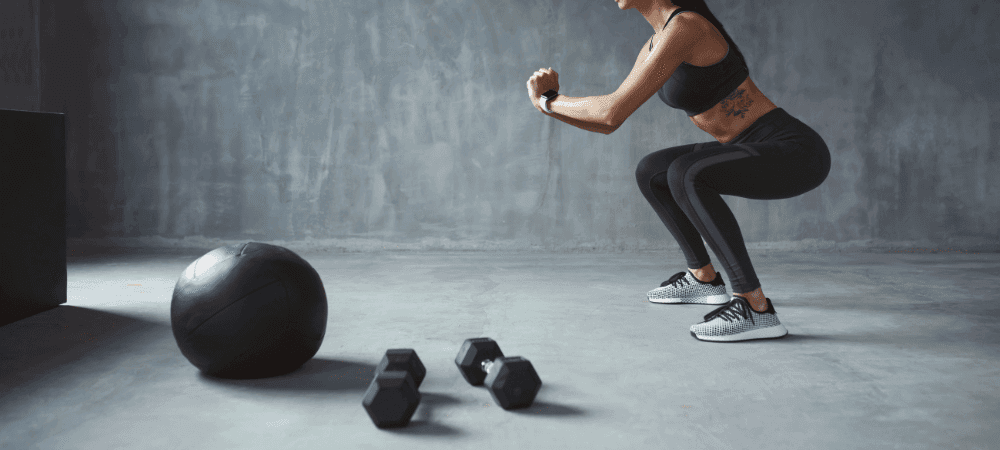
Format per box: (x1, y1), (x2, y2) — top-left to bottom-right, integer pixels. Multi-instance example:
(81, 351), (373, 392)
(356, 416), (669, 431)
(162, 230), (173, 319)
(688, 268), (715, 283)
(734, 289), (769, 312)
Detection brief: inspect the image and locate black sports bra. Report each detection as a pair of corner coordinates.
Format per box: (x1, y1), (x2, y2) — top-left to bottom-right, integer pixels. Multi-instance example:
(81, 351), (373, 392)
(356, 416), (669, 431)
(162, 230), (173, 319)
(654, 9), (750, 116)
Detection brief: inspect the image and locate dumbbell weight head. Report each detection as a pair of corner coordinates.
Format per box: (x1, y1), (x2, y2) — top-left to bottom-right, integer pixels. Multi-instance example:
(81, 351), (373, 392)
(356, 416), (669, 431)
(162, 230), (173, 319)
(455, 338), (504, 386)
(455, 338), (542, 410)
(362, 370), (420, 428)
(483, 356), (542, 410)
(362, 348), (424, 428)
(375, 348), (426, 389)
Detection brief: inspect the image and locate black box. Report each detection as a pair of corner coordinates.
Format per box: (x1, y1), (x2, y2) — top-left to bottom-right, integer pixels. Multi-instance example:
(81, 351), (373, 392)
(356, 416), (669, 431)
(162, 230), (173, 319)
(0, 108), (66, 327)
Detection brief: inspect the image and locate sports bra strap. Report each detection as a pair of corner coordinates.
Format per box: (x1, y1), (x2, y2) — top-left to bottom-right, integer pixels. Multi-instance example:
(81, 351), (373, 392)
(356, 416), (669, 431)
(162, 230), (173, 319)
(666, 8), (687, 27)
(651, 9), (689, 51)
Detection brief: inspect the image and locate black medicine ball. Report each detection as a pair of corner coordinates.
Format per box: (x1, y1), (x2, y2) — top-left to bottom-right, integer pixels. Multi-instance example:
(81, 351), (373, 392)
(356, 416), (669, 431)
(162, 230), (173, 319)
(170, 242), (328, 379)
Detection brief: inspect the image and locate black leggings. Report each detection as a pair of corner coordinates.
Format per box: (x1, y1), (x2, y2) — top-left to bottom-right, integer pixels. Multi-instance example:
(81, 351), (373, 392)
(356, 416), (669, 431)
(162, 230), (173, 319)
(635, 108), (831, 293)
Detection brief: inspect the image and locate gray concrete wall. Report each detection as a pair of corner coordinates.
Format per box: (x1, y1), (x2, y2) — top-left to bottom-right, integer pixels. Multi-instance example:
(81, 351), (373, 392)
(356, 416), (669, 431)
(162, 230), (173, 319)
(40, 0), (1000, 252)
(0, 0), (39, 111)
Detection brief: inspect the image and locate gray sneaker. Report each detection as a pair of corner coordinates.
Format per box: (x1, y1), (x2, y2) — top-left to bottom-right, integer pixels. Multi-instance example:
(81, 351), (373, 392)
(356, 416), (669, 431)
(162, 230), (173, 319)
(647, 271), (729, 304)
(690, 297), (788, 342)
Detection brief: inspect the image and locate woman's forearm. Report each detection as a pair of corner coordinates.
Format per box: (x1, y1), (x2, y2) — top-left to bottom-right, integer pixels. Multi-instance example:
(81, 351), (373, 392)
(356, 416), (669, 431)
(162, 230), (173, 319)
(543, 95), (618, 135)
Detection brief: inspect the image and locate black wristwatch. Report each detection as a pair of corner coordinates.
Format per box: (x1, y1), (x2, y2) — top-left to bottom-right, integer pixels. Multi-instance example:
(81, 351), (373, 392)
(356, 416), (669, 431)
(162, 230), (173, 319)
(540, 89), (559, 113)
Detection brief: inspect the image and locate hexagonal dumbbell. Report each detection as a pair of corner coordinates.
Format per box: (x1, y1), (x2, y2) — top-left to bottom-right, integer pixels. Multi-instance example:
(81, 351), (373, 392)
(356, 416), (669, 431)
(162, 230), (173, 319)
(454, 338), (542, 410)
(362, 348), (426, 428)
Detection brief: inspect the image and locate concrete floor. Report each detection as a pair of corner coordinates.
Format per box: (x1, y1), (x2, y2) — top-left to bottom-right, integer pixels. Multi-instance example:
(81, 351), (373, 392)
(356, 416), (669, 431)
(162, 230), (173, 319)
(1, 247), (998, 449)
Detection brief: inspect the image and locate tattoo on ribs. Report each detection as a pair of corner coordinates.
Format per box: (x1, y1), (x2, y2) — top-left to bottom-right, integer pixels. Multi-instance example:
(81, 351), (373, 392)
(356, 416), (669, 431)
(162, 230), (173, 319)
(720, 88), (752, 119)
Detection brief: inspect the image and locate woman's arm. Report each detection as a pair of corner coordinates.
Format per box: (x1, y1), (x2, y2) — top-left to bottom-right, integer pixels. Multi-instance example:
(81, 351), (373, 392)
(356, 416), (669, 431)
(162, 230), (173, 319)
(540, 95), (618, 135)
(528, 69), (617, 135)
(528, 14), (700, 135)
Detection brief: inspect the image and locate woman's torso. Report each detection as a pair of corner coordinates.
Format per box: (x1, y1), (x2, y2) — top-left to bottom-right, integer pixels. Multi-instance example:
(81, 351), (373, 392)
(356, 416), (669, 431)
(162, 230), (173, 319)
(647, 10), (777, 144)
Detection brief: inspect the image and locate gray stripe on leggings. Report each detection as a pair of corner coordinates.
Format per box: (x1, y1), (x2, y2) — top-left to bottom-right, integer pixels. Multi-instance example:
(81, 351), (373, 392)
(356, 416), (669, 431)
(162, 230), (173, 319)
(677, 149), (758, 291)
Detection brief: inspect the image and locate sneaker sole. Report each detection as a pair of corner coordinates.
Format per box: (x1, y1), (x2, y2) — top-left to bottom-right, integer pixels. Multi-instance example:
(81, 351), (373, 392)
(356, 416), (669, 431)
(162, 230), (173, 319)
(690, 324), (789, 342)
(647, 294), (730, 305)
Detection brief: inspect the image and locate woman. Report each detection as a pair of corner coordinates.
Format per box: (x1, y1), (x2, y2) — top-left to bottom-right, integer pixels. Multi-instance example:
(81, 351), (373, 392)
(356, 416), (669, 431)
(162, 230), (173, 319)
(526, 0), (831, 342)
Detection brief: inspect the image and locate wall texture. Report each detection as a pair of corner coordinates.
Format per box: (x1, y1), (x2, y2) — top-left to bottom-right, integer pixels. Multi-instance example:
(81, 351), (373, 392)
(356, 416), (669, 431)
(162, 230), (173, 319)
(36, 0), (1000, 251)
(0, 0), (39, 111)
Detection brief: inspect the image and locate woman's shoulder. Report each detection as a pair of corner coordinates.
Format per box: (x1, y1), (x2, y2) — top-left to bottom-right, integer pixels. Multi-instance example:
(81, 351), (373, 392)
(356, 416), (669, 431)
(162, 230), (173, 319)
(671, 10), (716, 34)
(646, 9), (724, 57)
(666, 10), (727, 48)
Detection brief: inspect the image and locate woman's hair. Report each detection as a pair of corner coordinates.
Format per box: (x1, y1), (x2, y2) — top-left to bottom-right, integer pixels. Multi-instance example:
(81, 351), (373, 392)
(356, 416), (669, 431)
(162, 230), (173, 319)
(673, 0), (747, 64)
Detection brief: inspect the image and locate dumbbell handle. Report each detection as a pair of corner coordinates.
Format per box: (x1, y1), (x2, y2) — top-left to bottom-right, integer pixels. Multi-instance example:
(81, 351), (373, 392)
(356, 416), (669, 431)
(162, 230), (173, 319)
(481, 358), (500, 374)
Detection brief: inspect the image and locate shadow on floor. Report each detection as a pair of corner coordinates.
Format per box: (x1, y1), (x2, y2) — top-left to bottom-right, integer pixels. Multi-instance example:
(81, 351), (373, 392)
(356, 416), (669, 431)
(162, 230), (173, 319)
(197, 358), (377, 392)
(0, 305), (167, 389)
(384, 392), (587, 436)
(509, 399), (588, 417)
(386, 419), (465, 437)
(202, 371), (475, 437)
(387, 392), (466, 437)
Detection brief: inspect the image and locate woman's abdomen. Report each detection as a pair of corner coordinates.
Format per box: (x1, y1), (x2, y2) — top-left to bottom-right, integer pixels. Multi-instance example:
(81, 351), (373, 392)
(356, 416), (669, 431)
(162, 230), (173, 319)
(691, 77), (778, 144)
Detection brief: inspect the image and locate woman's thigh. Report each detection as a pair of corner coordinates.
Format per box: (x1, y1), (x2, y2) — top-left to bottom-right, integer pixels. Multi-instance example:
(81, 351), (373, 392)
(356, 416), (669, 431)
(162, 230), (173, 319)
(635, 143), (699, 185)
(669, 138), (830, 200)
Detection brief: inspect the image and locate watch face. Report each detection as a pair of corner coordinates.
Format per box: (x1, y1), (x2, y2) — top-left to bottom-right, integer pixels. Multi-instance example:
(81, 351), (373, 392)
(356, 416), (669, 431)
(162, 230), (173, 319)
(542, 89), (558, 99)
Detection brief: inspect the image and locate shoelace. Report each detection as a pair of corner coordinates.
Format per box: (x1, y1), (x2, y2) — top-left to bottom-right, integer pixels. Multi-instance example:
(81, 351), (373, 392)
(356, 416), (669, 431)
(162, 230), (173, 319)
(660, 271), (692, 288)
(703, 298), (755, 325)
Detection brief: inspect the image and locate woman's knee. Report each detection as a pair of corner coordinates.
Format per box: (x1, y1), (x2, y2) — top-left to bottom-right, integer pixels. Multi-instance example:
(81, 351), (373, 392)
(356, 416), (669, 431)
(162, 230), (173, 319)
(635, 153), (658, 186)
(635, 147), (686, 186)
